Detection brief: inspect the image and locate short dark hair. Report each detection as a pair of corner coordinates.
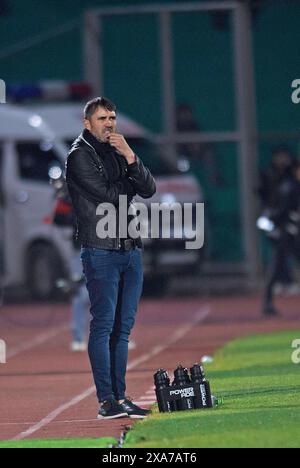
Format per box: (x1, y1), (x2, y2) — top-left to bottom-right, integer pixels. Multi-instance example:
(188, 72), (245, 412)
(84, 97), (117, 120)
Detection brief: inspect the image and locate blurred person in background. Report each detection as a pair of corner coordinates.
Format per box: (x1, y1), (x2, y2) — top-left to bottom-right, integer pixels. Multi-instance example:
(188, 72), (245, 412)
(176, 103), (222, 261)
(176, 103), (221, 186)
(52, 184), (90, 352)
(258, 145), (300, 315)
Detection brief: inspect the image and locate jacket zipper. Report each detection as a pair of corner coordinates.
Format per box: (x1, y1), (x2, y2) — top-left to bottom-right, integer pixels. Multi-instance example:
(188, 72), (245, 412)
(81, 136), (122, 249)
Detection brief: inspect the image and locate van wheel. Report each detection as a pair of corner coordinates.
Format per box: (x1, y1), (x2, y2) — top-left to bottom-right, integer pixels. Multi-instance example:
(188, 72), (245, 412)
(27, 244), (62, 301)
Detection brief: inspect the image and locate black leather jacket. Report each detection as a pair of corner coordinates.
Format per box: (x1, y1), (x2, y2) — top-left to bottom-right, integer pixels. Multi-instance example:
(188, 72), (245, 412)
(65, 131), (156, 250)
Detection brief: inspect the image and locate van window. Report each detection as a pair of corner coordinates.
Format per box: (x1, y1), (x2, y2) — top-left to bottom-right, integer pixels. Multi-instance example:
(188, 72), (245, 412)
(17, 142), (62, 182)
(128, 138), (177, 176)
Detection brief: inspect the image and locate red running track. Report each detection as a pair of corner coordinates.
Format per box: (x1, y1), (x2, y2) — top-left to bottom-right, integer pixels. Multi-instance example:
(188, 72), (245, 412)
(0, 294), (299, 442)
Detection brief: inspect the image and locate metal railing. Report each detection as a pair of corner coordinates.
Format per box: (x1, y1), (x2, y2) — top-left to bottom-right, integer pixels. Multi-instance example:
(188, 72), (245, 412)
(83, 1), (260, 286)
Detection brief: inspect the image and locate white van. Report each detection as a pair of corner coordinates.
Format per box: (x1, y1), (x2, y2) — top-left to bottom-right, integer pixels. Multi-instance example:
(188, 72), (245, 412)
(0, 104), (68, 299)
(1, 103), (163, 299)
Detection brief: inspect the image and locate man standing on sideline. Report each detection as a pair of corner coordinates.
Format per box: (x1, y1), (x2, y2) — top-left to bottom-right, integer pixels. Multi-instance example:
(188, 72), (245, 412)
(66, 97), (156, 420)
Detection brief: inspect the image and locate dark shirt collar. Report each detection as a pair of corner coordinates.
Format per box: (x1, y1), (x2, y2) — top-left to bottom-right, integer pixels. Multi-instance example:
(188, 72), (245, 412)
(82, 128), (112, 157)
(82, 129), (122, 182)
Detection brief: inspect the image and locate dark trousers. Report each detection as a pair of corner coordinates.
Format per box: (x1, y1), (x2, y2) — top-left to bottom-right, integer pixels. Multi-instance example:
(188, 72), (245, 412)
(81, 247), (143, 403)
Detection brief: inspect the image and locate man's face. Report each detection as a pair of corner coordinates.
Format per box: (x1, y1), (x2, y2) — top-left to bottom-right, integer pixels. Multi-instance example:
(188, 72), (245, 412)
(84, 106), (117, 142)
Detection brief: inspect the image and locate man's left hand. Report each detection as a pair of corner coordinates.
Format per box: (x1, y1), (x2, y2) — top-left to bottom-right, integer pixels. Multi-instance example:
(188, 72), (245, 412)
(108, 134), (136, 165)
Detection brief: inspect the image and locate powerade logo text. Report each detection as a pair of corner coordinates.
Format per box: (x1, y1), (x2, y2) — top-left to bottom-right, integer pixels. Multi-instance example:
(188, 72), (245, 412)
(200, 384), (207, 406)
(170, 387), (194, 398)
(0, 80), (5, 103)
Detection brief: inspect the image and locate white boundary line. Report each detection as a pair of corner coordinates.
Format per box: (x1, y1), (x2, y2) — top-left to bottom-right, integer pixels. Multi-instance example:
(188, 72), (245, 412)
(12, 306), (210, 441)
(127, 306), (210, 371)
(133, 401), (156, 406)
(7, 325), (69, 359)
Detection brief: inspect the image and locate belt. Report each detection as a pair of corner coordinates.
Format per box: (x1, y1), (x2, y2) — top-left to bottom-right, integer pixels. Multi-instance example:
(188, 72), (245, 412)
(120, 239), (137, 251)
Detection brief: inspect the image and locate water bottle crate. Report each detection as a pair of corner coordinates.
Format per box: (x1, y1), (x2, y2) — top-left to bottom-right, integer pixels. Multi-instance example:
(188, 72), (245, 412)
(154, 364), (213, 413)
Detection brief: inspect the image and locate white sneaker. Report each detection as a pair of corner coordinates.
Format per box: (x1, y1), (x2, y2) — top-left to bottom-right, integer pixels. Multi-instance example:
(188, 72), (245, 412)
(128, 340), (137, 350)
(71, 341), (87, 352)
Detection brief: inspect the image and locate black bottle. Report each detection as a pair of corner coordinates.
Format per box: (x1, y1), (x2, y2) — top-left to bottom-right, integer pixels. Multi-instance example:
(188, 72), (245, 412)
(172, 365), (194, 411)
(190, 363), (213, 408)
(154, 369), (174, 413)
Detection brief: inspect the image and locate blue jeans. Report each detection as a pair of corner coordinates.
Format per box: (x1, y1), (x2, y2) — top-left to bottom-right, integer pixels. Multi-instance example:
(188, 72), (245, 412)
(81, 247), (144, 403)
